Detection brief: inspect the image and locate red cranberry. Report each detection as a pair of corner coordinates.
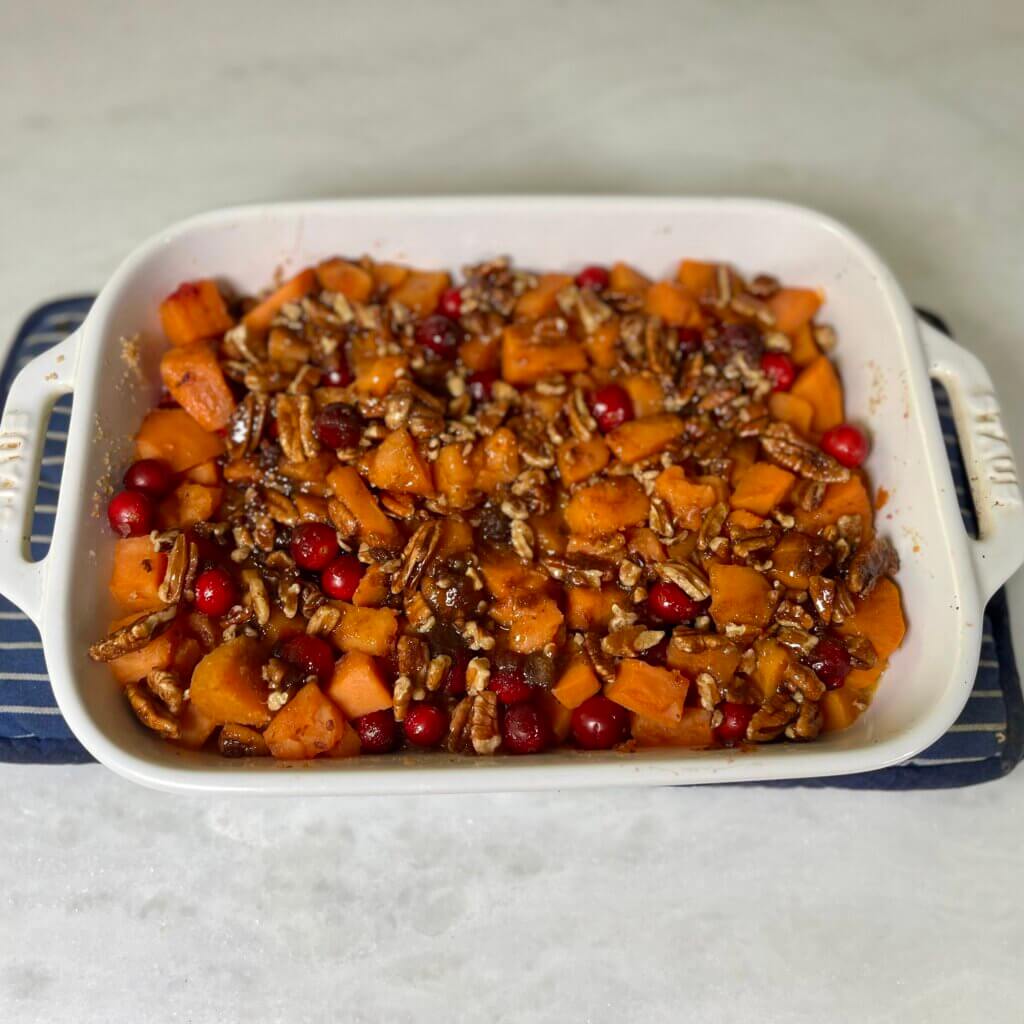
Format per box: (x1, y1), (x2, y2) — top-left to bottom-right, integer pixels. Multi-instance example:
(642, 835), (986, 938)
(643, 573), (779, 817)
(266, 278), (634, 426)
(322, 354), (353, 388)
(467, 369), (498, 403)
(193, 567), (237, 616)
(647, 581), (705, 624)
(575, 265), (610, 291)
(107, 490), (153, 538)
(355, 710), (398, 754)
(489, 660), (532, 705)
(289, 522), (339, 571)
(821, 424), (869, 468)
(589, 384), (635, 433)
(715, 702), (754, 745)
(313, 403), (362, 449)
(123, 459), (174, 498)
(414, 314), (461, 358)
(403, 704), (448, 748)
(677, 327), (703, 355)
(809, 636), (852, 690)
(443, 652), (469, 696)
(501, 702), (549, 754)
(760, 352), (797, 392)
(571, 696), (630, 750)
(279, 633), (336, 684)
(321, 555), (364, 601)
(438, 286), (463, 319)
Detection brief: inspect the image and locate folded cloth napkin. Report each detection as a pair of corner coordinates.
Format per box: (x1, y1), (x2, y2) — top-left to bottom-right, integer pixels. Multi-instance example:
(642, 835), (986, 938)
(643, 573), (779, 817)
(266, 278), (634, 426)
(0, 300), (1019, 784)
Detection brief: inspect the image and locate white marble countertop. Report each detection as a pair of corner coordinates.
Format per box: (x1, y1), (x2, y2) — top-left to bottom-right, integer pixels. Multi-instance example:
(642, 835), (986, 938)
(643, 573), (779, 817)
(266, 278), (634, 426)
(1, 2), (1023, 1021)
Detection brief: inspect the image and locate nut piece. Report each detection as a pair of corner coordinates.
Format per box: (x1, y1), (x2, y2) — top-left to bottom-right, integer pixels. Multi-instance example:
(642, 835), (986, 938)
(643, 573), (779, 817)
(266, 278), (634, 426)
(656, 561), (711, 601)
(426, 655), (452, 692)
(146, 668), (184, 716)
(88, 606), (178, 662)
(466, 657), (491, 694)
(847, 536), (899, 596)
(306, 604), (343, 636)
(241, 569), (271, 627)
(760, 422), (851, 483)
(469, 691), (501, 755)
(392, 521), (441, 595)
(392, 675), (413, 722)
(125, 680), (180, 738)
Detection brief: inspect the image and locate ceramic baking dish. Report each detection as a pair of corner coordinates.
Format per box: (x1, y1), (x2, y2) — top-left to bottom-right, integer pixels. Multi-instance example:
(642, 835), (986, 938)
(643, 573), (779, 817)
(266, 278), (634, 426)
(1, 197), (1021, 794)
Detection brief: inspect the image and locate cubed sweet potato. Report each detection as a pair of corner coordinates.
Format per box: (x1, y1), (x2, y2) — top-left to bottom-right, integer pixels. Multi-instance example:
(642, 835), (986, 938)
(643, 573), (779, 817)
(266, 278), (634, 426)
(324, 716), (362, 758)
(267, 327), (312, 370)
(621, 373), (665, 417)
(556, 436), (610, 485)
(552, 656), (601, 709)
(458, 335), (500, 371)
(159, 482), (223, 530)
(837, 578), (906, 663)
(263, 682), (343, 759)
(631, 707), (714, 748)
(331, 605), (399, 657)
(242, 268), (317, 332)
(729, 462), (796, 516)
(353, 354), (409, 397)
(218, 723), (271, 758)
(490, 594), (563, 654)
(769, 392), (815, 436)
(135, 408), (225, 472)
(766, 288), (822, 336)
(436, 444), (477, 509)
(751, 637), (790, 701)
(564, 586), (624, 631)
(352, 564), (389, 608)
(645, 281), (703, 327)
(768, 533), (820, 590)
(501, 325), (588, 385)
(316, 258), (374, 302)
(479, 551), (550, 600)
(109, 537), (167, 612)
(584, 322), (619, 369)
(653, 466), (718, 531)
(390, 269), (451, 316)
(189, 637), (270, 728)
(790, 322), (820, 366)
(373, 262), (410, 291)
(666, 638), (742, 686)
(608, 262), (651, 295)
(606, 659), (689, 724)
(708, 563), (773, 627)
(791, 355), (844, 433)
(263, 606), (308, 646)
(515, 274), (572, 319)
(108, 615), (183, 684)
(173, 702), (218, 751)
(367, 428), (435, 497)
(327, 650), (393, 719)
(327, 465), (402, 547)
(821, 687), (862, 733)
(728, 509), (765, 531)
(159, 279), (234, 347)
(606, 413), (685, 464)
(184, 459), (221, 486)
(471, 427), (520, 492)
(538, 690), (574, 743)
(294, 494), (331, 522)
(627, 527), (667, 563)
(531, 509), (568, 558)
(794, 476), (873, 535)
(676, 260), (716, 299)
(564, 478), (650, 536)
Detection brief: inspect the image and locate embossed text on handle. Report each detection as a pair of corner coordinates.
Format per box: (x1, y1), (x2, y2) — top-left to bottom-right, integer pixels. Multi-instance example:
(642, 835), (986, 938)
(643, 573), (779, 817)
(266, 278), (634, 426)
(0, 410), (30, 527)
(968, 390), (1020, 501)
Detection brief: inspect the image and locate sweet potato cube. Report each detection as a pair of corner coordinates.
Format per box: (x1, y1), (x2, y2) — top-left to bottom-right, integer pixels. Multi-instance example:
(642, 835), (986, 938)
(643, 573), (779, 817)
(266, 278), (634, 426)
(794, 476), (873, 535)
(766, 288), (822, 336)
(584, 322), (619, 369)
(667, 639), (742, 686)
(677, 260), (716, 298)
(730, 463), (796, 516)
(351, 564), (389, 608)
(160, 482), (223, 529)
(107, 615), (182, 684)
(294, 494), (330, 522)
(331, 605), (399, 657)
(552, 656), (601, 709)
(515, 273), (572, 319)
(769, 392), (815, 436)
(606, 659), (688, 724)
(189, 637), (270, 728)
(791, 355), (844, 433)
(631, 707), (714, 748)
(490, 595), (563, 654)
(729, 509), (765, 531)
(324, 717), (362, 758)
(557, 436), (610, 485)
(790, 322), (820, 366)
(645, 281), (703, 327)
(627, 527), (667, 563)
(751, 637), (790, 701)
(316, 258), (374, 302)
(327, 466), (402, 547)
(262, 606), (307, 646)
(458, 336), (500, 372)
(653, 466), (718, 531)
(821, 688), (861, 733)
(109, 537), (167, 612)
(564, 586), (623, 632)
(367, 428), (435, 497)
(435, 518), (474, 558)
(354, 354), (409, 397)
(538, 690), (573, 743)
(435, 444), (477, 509)
(172, 702), (218, 751)
(622, 373), (665, 417)
(768, 533), (818, 590)
(564, 478), (650, 536)
(472, 427), (520, 492)
(606, 413), (685, 464)
(708, 563), (773, 627)
(242, 268), (317, 332)
(327, 650), (393, 719)
(159, 279), (234, 347)
(390, 269), (451, 316)
(184, 459), (221, 486)
(135, 408), (225, 472)
(479, 551), (549, 600)
(609, 262), (651, 295)
(838, 578), (906, 663)
(501, 325), (588, 385)
(263, 682), (343, 760)
(373, 262), (410, 291)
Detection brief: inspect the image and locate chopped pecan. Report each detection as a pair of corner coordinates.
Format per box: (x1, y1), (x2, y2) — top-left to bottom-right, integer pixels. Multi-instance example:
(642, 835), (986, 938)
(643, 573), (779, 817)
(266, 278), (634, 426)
(760, 423), (851, 483)
(391, 521), (441, 595)
(241, 569), (271, 627)
(808, 575), (836, 624)
(843, 634), (878, 669)
(147, 668), (184, 716)
(125, 680), (179, 738)
(785, 700), (822, 740)
(655, 560), (711, 601)
(306, 604), (343, 636)
(226, 393), (269, 459)
(847, 536), (899, 596)
(397, 635), (429, 688)
(783, 661), (826, 703)
(88, 606), (178, 662)
(426, 655), (452, 692)
(466, 656), (491, 694)
(469, 691), (501, 754)
(747, 699), (798, 742)
(446, 697), (474, 753)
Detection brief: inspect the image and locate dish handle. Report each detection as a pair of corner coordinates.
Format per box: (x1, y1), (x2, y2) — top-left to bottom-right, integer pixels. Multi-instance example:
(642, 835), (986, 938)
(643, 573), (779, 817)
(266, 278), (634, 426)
(0, 330), (80, 624)
(919, 317), (1024, 601)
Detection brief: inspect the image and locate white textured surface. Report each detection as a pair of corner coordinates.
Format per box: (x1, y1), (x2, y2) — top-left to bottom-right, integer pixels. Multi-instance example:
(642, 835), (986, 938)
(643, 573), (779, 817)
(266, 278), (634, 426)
(1, 1), (1023, 1021)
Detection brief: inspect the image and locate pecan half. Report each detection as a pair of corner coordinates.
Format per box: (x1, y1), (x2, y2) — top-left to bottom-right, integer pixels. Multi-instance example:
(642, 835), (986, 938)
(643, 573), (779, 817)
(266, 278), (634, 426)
(760, 423), (851, 483)
(391, 521), (441, 595)
(847, 536), (899, 596)
(88, 606), (178, 662)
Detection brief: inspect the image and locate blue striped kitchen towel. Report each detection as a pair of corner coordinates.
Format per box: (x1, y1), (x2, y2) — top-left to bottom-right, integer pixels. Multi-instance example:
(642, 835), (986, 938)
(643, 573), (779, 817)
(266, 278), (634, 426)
(0, 300), (1020, 784)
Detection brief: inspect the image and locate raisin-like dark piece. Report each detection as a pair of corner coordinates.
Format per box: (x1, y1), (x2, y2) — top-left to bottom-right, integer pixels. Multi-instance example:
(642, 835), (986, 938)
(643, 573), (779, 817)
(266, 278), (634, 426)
(522, 653), (555, 689)
(478, 502), (511, 545)
(705, 322), (763, 366)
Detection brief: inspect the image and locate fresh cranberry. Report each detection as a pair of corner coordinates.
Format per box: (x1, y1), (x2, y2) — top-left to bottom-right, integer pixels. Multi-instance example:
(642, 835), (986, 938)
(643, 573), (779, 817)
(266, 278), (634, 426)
(761, 352), (797, 392)
(809, 636), (852, 690)
(501, 702), (549, 754)
(414, 314), (461, 358)
(355, 710), (398, 753)
(107, 490), (153, 538)
(467, 369), (498, 403)
(820, 423), (869, 468)
(438, 286), (463, 319)
(647, 581), (705, 624)
(322, 354), (353, 388)
(123, 459), (174, 498)
(677, 327), (703, 355)
(313, 403), (362, 449)
(571, 696), (630, 750)
(321, 555), (364, 601)
(715, 702), (754, 745)
(575, 265), (610, 291)
(443, 652), (469, 696)
(589, 384), (634, 433)
(489, 660), (532, 705)
(403, 704), (448, 748)
(279, 633), (336, 684)
(289, 522), (340, 571)
(193, 567), (237, 616)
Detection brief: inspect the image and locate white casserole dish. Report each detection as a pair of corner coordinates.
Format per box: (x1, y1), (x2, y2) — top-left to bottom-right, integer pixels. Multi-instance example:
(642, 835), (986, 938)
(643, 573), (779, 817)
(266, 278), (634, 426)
(1, 197), (1022, 794)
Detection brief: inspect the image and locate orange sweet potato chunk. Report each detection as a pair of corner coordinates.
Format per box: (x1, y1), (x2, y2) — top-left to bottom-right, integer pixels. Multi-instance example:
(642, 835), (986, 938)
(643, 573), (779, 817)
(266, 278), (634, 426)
(316, 258), (374, 302)
(653, 466), (717, 531)
(790, 322), (820, 366)
(769, 392), (815, 436)
(436, 444), (477, 509)
(606, 414), (685, 464)
(609, 262), (651, 295)
(606, 659), (688, 724)
(515, 273), (572, 319)
(631, 707), (714, 748)
(666, 639), (742, 686)
(367, 428), (435, 497)
(354, 354), (409, 397)
(552, 656), (601, 709)
(109, 538), (167, 612)
(677, 260), (716, 299)
(501, 325), (588, 385)
(621, 373), (665, 417)
(791, 355), (844, 433)
(729, 463), (796, 516)
(767, 288), (822, 336)
(471, 427), (520, 492)
(565, 586), (624, 630)
(751, 637), (790, 701)
(557, 436), (610, 486)
(821, 687), (862, 733)
(490, 594), (564, 654)
(564, 478), (650, 536)
(390, 269), (451, 316)
(189, 637), (270, 728)
(645, 281), (703, 328)
(794, 476), (873, 535)
(459, 336), (500, 372)
(107, 616), (182, 684)
(708, 563), (773, 627)
(331, 605), (399, 657)
(159, 279), (234, 347)
(324, 717), (362, 758)
(242, 268), (317, 332)
(479, 551), (549, 601)
(172, 702), (218, 750)
(373, 262), (410, 291)
(184, 459), (221, 486)
(585, 322), (619, 369)
(838, 578), (906, 663)
(264, 682), (344, 760)
(538, 690), (573, 743)
(327, 650), (393, 719)
(135, 408), (225, 472)
(327, 466), (402, 547)
(160, 482), (223, 530)
(352, 564), (389, 608)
